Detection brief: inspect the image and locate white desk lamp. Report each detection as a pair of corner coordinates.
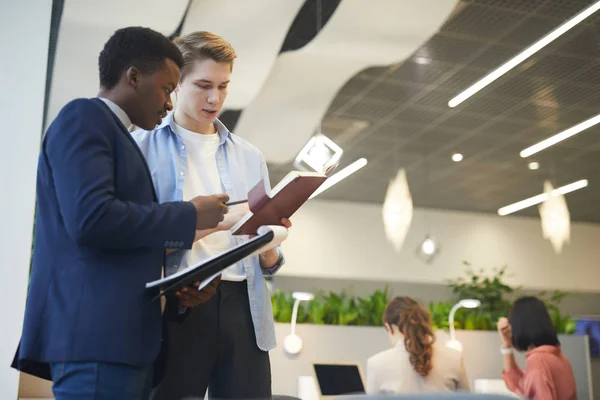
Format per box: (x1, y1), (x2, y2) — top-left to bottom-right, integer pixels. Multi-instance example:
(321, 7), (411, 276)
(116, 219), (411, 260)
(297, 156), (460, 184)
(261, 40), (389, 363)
(446, 299), (481, 351)
(284, 292), (314, 355)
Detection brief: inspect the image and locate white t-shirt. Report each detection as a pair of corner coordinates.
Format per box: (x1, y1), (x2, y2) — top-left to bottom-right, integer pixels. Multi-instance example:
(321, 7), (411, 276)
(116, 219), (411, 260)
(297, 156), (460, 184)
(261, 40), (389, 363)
(172, 122), (246, 281)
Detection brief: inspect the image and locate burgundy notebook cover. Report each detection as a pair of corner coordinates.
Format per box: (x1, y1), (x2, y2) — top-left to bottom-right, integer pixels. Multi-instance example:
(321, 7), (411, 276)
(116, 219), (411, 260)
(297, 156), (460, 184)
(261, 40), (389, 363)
(231, 174), (326, 235)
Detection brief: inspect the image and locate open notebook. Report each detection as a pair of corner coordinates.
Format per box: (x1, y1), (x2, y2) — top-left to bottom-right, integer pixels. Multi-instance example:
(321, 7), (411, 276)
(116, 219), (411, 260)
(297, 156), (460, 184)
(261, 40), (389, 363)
(146, 226), (288, 297)
(230, 165), (337, 235)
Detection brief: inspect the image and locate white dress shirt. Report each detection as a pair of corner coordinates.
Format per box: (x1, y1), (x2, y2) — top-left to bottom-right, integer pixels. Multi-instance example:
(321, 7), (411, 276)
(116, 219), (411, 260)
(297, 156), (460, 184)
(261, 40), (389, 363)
(99, 97), (132, 130)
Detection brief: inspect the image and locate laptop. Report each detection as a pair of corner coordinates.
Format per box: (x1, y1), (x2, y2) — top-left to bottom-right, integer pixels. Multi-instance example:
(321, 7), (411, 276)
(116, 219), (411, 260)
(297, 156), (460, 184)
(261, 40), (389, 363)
(311, 361), (366, 399)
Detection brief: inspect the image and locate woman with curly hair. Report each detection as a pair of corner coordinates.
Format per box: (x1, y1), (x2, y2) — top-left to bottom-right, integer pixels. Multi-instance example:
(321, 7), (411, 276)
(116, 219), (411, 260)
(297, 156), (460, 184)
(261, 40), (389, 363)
(366, 296), (470, 394)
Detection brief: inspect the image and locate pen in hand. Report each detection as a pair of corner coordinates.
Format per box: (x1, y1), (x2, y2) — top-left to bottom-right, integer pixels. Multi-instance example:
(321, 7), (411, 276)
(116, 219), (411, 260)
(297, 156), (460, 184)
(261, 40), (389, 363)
(225, 199), (248, 207)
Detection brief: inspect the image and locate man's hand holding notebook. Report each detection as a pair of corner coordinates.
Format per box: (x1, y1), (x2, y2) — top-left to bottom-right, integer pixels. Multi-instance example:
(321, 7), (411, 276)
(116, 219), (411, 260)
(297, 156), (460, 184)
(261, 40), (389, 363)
(229, 169), (331, 235)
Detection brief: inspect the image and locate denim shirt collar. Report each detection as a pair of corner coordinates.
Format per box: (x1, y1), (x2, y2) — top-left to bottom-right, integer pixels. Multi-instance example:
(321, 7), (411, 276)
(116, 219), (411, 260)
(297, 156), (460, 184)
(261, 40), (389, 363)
(162, 111), (234, 146)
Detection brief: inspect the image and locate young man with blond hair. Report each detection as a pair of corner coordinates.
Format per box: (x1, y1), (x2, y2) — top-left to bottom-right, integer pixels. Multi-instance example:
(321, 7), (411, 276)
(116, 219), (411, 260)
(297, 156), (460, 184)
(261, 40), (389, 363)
(133, 31), (289, 399)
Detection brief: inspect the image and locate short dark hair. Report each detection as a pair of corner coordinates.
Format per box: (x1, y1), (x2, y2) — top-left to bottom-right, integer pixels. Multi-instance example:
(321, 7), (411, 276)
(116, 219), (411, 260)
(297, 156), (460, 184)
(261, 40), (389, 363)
(98, 26), (184, 89)
(509, 296), (560, 352)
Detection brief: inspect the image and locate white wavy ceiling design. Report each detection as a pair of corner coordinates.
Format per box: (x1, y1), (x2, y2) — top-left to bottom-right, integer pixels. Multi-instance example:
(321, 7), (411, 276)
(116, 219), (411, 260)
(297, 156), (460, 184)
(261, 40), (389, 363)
(47, 0), (189, 124)
(180, 0), (305, 110)
(235, 0), (458, 164)
(46, 0), (457, 164)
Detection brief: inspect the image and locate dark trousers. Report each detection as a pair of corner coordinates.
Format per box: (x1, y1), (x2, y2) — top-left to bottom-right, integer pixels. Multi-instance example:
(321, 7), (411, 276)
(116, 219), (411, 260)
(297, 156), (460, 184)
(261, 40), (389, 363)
(50, 362), (152, 400)
(151, 280), (271, 400)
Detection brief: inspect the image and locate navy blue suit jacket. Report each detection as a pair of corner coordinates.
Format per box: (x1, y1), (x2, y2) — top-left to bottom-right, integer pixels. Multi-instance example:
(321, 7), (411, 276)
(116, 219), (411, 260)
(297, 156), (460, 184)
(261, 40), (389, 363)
(13, 98), (196, 379)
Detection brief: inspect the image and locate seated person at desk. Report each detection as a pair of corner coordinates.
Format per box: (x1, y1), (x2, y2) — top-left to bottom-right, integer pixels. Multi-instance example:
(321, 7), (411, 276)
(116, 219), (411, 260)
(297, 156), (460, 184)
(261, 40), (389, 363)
(497, 296), (577, 400)
(367, 296), (470, 394)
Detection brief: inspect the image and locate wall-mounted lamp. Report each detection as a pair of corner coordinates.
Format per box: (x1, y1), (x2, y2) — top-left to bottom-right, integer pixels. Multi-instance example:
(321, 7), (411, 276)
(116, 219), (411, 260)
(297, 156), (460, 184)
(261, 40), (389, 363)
(446, 299), (481, 352)
(283, 292), (315, 355)
(416, 235), (440, 263)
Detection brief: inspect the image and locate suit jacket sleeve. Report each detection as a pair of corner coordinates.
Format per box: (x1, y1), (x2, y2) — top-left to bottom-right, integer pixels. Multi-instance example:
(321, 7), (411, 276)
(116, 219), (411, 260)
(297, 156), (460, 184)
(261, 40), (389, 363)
(45, 99), (196, 249)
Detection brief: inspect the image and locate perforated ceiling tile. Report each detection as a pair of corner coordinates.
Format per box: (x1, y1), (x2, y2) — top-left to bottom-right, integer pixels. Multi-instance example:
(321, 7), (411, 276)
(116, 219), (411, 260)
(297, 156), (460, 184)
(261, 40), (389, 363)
(501, 16), (568, 47)
(337, 98), (400, 121)
(569, 61), (600, 85)
(459, 94), (523, 116)
(550, 108), (600, 128)
(491, 74), (550, 99)
(395, 140), (450, 156)
(521, 54), (588, 80)
(555, 25), (600, 59)
(417, 128), (466, 145)
(437, 111), (490, 131)
(469, 45), (522, 70)
(415, 34), (484, 64)
(414, 88), (459, 108)
(535, 0), (600, 21)
(269, 0), (600, 223)
(508, 102), (560, 121)
(436, 65), (493, 92)
(366, 81), (426, 103)
(550, 127), (600, 151)
(442, 3), (523, 39)
(456, 133), (509, 151)
(542, 81), (600, 106)
(389, 60), (454, 85)
(373, 120), (425, 140)
(394, 105), (447, 125)
(467, 0), (547, 13)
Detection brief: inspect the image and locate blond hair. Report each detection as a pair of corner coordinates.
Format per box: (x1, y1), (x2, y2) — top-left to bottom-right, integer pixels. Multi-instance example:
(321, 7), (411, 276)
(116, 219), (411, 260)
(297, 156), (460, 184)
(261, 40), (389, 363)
(173, 31), (236, 79)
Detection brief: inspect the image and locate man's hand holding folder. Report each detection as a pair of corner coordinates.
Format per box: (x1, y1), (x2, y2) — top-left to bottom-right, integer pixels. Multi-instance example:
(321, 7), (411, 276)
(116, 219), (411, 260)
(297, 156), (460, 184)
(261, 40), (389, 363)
(176, 275), (221, 307)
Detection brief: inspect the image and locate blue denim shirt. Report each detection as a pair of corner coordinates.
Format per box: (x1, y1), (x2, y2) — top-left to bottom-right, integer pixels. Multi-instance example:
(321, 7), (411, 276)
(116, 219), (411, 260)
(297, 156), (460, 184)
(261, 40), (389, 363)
(132, 112), (283, 351)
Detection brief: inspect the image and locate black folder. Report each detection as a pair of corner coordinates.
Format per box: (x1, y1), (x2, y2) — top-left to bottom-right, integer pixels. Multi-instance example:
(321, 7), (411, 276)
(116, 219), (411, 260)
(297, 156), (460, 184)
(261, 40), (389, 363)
(146, 227), (275, 298)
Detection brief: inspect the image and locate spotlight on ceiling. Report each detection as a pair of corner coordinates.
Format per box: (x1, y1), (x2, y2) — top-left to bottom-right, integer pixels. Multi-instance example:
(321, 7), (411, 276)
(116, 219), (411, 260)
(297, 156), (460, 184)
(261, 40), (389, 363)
(452, 153), (463, 162)
(528, 161), (540, 170)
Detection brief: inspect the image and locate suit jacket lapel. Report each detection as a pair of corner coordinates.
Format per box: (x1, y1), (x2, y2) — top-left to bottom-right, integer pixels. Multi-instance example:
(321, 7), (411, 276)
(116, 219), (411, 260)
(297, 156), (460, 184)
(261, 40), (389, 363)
(92, 98), (159, 202)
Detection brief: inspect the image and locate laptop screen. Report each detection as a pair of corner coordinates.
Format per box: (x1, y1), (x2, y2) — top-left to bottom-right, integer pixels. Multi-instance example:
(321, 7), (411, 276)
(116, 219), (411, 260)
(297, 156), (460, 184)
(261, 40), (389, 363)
(313, 363), (365, 396)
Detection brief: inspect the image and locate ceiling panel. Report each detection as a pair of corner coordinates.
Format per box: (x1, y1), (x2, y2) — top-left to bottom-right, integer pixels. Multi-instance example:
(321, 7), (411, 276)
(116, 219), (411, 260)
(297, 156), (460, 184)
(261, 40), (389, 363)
(269, 0), (600, 223)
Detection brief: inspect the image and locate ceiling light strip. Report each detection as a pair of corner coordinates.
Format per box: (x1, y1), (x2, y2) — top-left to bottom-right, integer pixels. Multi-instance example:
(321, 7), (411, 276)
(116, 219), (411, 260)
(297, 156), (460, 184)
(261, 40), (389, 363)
(448, 1), (600, 108)
(310, 158), (368, 199)
(520, 113), (600, 157)
(497, 179), (588, 216)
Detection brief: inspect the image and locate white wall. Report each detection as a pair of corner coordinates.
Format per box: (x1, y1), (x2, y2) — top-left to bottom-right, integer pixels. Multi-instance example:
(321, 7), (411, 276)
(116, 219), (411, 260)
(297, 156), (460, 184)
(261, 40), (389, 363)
(280, 200), (600, 292)
(0, 2), (51, 399)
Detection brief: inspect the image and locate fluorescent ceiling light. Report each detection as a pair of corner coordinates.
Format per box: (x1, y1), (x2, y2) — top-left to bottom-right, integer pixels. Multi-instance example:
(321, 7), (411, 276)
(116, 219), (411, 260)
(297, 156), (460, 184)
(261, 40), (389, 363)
(520, 113), (600, 158)
(448, 1), (600, 108)
(498, 179), (588, 216)
(310, 158), (367, 199)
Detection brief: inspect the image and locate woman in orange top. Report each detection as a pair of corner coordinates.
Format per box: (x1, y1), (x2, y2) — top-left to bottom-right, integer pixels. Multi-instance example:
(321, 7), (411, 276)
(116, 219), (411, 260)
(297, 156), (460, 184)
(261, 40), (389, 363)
(497, 296), (577, 400)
